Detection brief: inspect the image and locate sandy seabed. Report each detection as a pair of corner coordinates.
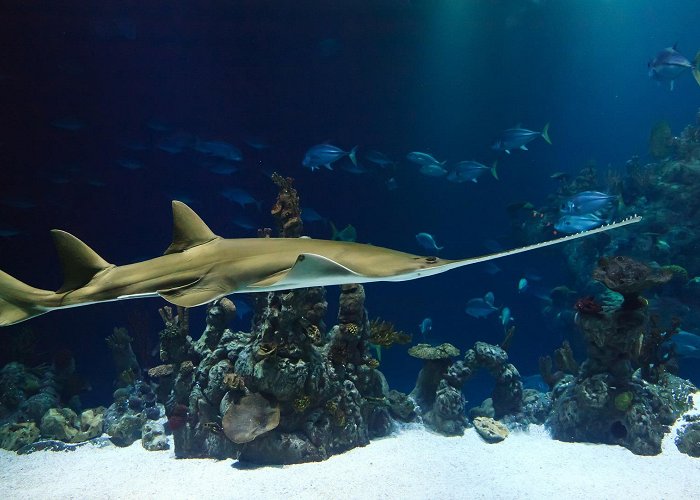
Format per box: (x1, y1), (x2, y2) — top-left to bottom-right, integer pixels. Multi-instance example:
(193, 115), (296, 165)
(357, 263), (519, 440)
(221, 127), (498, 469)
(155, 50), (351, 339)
(2, 395), (699, 500)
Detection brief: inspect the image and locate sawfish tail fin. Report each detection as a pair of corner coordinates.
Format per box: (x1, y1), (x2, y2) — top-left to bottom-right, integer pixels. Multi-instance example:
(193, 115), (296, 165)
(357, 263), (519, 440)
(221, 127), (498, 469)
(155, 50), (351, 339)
(0, 269), (54, 326)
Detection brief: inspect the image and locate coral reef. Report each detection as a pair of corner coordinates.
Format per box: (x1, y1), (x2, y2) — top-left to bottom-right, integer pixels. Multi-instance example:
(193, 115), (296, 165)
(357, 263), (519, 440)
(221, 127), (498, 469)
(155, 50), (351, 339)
(547, 257), (696, 455)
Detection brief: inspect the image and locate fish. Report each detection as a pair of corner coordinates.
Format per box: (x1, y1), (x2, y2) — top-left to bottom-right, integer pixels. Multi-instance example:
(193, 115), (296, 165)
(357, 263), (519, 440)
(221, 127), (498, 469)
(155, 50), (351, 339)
(406, 152), (443, 166)
(116, 159), (144, 170)
(194, 140), (243, 162)
(466, 293), (499, 319)
(158, 133), (194, 154)
(416, 233), (443, 252)
(330, 221), (357, 242)
(648, 44), (700, 90)
(301, 207), (326, 224)
(419, 317), (432, 339)
(231, 214), (257, 231)
(385, 177), (398, 191)
(500, 307), (514, 327)
(518, 278), (528, 293)
(364, 150), (395, 168)
(492, 123), (551, 154)
(522, 374), (549, 392)
(0, 202), (641, 326)
(221, 188), (260, 209)
(419, 164), (448, 177)
(661, 330), (700, 360)
(560, 191), (616, 215)
(555, 213), (606, 234)
(446, 161), (498, 183)
(0, 228), (21, 238)
(302, 144), (357, 171)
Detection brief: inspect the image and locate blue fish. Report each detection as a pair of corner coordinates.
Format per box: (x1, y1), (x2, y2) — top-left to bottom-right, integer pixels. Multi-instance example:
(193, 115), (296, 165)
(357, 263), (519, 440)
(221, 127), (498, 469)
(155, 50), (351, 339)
(518, 278), (528, 293)
(555, 214), (605, 234)
(195, 140), (243, 162)
(330, 221), (357, 242)
(447, 161), (498, 183)
(221, 188), (260, 209)
(522, 374), (549, 393)
(662, 330), (700, 359)
(416, 232), (443, 252)
(158, 133), (194, 154)
(500, 307), (514, 327)
(465, 292), (498, 318)
(648, 44), (700, 91)
(303, 144), (357, 171)
(419, 317), (432, 339)
(560, 191), (616, 215)
(301, 207), (326, 224)
(406, 151), (444, 167)
(365, 150), (395, 168)
(492, 123), (551, 154)
(419, 164), (448, 177)
(232, 214), (257, 231)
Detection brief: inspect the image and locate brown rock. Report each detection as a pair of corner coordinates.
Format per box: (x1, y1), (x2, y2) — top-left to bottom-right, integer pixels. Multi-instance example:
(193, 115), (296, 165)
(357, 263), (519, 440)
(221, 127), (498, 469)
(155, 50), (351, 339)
(473, 416), (508, 443)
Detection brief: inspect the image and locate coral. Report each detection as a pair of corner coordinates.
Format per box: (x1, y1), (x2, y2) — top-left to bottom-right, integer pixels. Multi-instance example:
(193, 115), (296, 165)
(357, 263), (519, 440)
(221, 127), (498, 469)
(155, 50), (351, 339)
(147, 364), (175, 378)
(368, 318), (412, 347)
(592, 256), (673, 308)
(574, 296), (603, 316)
(270, 173), (302, 238)
(614, 391), (634, 412)
(675, 421), (700, 457)
(649, 120), (673, 159)
(0, 422), (40, 451)
(293, 395), (311, 413)
(105, 327), (141, 387)
(157, 306), (194, 365)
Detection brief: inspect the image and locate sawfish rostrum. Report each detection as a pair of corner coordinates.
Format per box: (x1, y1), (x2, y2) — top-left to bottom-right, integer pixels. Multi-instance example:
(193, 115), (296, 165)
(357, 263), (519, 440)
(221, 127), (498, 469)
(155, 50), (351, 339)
(0, 201), (641, 326)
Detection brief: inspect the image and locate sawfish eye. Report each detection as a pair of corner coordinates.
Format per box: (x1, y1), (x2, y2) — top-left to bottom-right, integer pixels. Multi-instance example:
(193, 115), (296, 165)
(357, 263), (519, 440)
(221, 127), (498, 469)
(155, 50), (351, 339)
(425, 256), (438, 263)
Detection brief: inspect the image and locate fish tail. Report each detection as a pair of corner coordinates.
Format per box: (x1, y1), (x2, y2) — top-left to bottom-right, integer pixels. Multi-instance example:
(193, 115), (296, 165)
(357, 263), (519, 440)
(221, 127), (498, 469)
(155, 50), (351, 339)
(541, 122), (552, 145)
(348, 146), (358, 166)
(490, 160), (499, 180)
(692, 51), (700, 87)
(0, 269), (54, 326)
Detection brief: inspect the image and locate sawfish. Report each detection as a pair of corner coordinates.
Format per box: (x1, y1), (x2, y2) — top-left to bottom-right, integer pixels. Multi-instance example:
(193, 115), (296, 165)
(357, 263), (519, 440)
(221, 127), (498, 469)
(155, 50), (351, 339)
(0, 201), (641, 326)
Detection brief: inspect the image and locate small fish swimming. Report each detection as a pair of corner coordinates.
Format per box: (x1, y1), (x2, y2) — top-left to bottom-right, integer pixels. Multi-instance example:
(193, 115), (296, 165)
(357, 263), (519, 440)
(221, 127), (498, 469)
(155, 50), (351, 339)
(303, 144), (357, 171)
(465, 292), (498, 319)
(419, 317), (432, 339)
(301, 207), (326, 224)
(330, 221), (357, 242)
(661, 330), (700, 360)
(518, 278), (528, 293)
(492, 123), (551, 154)
(500, 307), (514, 327)
(365, 150), (395, 168)
(419, 164), (448, 177)
(560, 191), (616, 215)
(416, 232), (443, 252)
(648, 44), (700, 91)
(555, 213), (605, 234)
(406, 151), (444, 167)
(195, 140), (243, 162)
(221, 188), (260, 209)
(446, 161), (498, 183)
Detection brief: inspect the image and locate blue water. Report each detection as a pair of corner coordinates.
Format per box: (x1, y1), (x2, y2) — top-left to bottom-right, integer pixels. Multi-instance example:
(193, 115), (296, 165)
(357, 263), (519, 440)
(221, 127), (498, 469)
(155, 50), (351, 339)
(1, 0), (699, 405)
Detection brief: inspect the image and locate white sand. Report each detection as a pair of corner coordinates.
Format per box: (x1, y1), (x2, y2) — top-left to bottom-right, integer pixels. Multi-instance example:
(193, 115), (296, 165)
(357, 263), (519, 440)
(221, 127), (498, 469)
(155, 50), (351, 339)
(2, 395), (699, 500)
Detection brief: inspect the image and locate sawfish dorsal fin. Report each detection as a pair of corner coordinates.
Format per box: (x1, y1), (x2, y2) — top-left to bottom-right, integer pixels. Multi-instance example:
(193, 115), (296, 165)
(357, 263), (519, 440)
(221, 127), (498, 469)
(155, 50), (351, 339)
(51, 230), (113, 293)
(164, 201), (219, 255)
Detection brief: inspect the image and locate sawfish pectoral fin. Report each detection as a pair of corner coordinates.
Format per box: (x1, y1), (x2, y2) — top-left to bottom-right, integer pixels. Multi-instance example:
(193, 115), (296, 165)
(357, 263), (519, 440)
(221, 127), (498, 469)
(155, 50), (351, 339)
(157, 276), (230, 308)
(250, 253), (363, 289)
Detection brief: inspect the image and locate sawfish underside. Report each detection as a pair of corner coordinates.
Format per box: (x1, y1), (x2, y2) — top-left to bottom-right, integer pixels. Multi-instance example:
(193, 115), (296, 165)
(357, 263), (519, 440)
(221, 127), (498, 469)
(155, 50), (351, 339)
(0, 201), (641, 326)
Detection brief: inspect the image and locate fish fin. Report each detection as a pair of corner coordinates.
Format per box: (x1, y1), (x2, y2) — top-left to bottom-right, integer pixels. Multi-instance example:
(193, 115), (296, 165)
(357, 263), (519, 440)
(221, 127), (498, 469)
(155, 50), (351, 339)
(490, 161), (499, 180)
(324, 163), (333, 170)
(520, 145), (528, 151)
(0, 270), (52, 326)
(692, 51), (700, 87)
(256, 253), (361, 289)
(51, 230), (113, 293)
(157, 276), (228, 308)
(541, 122), (551, 144)
(348, 146), (358, 166)
(505, 149), (511, 155)
(164, 201), (219, 255)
